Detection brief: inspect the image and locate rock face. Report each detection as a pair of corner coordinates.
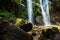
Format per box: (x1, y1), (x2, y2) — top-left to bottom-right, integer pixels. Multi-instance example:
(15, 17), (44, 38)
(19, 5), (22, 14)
(50, 0), (60, 25)
(0, 21), (33, 40)
(52, 33), (60, 40)
(40, 27), (59, 40)
(20, 23), (33, 32)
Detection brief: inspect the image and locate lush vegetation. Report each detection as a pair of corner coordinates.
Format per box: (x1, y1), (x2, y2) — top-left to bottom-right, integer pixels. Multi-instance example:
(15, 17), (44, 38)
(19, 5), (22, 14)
(0, 0), (60, 26)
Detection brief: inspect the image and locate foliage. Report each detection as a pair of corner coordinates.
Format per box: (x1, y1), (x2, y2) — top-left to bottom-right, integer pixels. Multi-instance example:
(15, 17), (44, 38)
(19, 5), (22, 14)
(20, 0), (27, 19)
(0, 0), (60, 25)
(15, 0), (20, 4)
(0, 10), (17, 23)
(20, 0), (41, 20)
(0, 10), (28, 26)
(52, 27), (59, 33)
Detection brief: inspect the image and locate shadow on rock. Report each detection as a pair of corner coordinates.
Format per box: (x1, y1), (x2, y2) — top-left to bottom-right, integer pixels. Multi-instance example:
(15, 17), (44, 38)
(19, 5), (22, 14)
(0, 21), (33, 40)
(20, 23), (33, 32)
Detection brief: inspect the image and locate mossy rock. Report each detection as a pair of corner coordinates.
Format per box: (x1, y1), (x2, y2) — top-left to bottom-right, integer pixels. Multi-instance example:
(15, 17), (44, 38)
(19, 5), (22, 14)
(0, 20), (33, 40)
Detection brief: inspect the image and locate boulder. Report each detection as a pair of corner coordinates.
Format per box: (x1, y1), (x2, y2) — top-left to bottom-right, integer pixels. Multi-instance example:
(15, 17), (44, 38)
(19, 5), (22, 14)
(0, 21), (33, 40)
(20, 23), (33, 32)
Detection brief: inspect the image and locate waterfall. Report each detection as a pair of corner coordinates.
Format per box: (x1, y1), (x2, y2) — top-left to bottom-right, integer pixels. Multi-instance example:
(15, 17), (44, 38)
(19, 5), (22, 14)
(40, 0), (51, 26)
(27, 0), (34, 25)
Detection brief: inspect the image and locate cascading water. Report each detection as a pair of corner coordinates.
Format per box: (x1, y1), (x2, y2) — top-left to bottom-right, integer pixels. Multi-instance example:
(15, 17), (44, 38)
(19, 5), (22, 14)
(40, 0), (51, 26)
(27, 0), (34, 25)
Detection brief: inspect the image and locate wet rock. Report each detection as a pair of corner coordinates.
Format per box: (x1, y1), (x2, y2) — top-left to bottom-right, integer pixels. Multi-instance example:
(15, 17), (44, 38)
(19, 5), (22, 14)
(39, 27), (59, 40)
(20, 23), (33, 32)
(0, 21), (33, 40)
(51, 33), (60, 40)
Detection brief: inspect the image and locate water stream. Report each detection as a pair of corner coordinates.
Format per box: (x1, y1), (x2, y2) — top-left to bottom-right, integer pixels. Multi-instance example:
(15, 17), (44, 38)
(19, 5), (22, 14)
(27, 0), (34, 25)
(40, 0), (51, 26)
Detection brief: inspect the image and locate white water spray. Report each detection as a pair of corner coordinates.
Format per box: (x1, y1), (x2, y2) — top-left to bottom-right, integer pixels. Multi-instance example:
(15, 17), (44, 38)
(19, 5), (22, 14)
(40, 0), (51, 26)
(27, 0), (33, 24)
